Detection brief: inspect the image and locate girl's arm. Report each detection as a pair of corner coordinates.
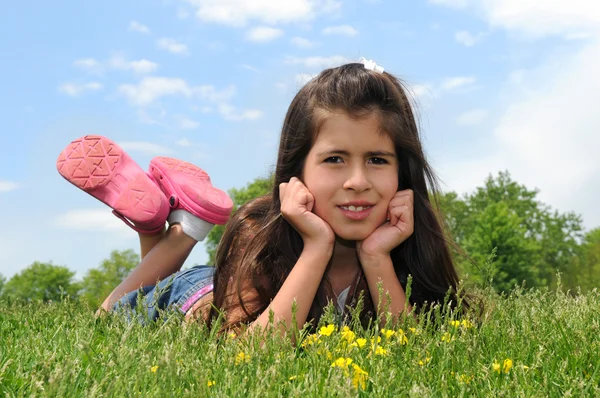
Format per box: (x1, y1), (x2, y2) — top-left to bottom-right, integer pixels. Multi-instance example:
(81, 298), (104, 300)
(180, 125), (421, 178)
(244, 242), (332, 339)
(361, 254), (411, 326)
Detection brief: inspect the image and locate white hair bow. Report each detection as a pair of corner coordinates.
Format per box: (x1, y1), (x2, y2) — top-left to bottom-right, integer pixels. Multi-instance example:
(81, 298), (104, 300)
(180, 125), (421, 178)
(358, 57), (384, 73)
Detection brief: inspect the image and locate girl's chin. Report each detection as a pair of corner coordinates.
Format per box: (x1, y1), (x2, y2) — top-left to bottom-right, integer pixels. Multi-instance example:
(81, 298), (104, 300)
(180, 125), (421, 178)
(332, 226), (378, 242)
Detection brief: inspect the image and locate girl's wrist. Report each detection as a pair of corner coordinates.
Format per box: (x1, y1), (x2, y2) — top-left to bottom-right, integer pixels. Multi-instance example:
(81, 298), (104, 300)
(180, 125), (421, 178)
(302, 241), (334, 261)
(359, 252), (392, 269)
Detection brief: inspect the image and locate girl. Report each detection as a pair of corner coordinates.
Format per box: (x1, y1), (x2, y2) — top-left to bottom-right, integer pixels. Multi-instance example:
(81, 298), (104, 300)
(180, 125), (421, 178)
(57, 58), (467, 335)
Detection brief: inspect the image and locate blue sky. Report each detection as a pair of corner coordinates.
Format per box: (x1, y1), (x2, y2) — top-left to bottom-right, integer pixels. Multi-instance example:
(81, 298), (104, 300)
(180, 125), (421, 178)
(1, 0), (599, 280)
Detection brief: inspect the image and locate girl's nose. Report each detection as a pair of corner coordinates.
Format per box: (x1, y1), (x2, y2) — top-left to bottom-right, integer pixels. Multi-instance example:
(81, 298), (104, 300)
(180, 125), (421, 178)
(343, 166), (372, 192)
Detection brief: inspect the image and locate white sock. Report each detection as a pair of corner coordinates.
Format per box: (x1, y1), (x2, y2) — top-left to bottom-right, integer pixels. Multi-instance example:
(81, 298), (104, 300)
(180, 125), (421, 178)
(168, 209), (214, 241)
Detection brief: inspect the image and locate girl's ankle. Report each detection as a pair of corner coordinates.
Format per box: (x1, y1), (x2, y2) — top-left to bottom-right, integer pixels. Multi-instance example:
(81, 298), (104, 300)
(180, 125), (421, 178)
(167, 210), (214, 242)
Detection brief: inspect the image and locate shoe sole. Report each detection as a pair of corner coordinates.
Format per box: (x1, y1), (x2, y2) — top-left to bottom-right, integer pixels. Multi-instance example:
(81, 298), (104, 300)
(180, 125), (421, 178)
(149, 157), (233, 225)
(56, 135), (169, 229)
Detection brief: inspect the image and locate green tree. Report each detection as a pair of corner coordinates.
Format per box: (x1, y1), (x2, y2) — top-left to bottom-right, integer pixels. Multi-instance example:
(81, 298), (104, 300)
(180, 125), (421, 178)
(438, 171), (584, 292)
(0, 273), (5, 296)
(460, 202), (541, 292)
(1, 262), (80, 302)
(205, 175), (274, 264)
(572, 228), (600, 292)
(79, 249), (139, 307)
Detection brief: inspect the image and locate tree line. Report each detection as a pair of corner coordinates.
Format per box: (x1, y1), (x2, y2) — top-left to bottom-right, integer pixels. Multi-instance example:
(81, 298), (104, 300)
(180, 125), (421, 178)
(1, 171), (598, 305)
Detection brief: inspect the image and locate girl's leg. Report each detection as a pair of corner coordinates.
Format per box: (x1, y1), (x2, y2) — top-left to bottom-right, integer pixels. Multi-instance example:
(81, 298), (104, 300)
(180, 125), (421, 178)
(139, 227), (166, 259)
(100, 224), (196, 312)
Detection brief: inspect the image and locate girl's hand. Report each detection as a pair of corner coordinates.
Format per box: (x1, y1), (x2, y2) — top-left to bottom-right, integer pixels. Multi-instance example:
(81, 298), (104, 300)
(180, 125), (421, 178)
(357, 189), (414, 266)
(279, 177), (335, 248)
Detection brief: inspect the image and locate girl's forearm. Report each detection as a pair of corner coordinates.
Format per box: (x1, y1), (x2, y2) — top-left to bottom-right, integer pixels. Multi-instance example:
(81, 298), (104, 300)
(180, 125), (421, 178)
(246, 244), (332, 338)
(362, 255), (410, 326)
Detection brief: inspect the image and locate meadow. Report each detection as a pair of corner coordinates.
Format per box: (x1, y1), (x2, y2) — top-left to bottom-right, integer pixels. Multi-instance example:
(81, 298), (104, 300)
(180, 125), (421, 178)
(1, 285), (598, 397)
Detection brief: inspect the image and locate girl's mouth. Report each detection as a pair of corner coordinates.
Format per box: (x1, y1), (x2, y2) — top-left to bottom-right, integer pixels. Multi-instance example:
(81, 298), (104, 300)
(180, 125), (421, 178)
(337, 205), (373, 221)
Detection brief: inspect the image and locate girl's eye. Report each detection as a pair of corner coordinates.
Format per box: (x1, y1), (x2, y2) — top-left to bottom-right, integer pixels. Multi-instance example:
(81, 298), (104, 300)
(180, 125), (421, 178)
(324, 156), (343, 163)
(369, 157), (388, 165)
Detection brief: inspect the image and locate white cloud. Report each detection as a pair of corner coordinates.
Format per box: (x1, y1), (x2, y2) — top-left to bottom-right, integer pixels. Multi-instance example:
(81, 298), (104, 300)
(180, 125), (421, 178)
(58, 82), (103, 97)
(245, 26), (284, 42)
(109, 55), (158, 74)
(176, 138), (192, 147)
(129, 21), (150, 34)
(284, 55), (348, 68)
(457, 109), (488, 125)
(240, 64), (260, 72)
(184, 0), (341, 27)
(178, 116), (200, 129)
(128, 59), (158, 74)
(432, 0), (600, 39)
(442, 40), (600, 226)
(565, 32), (594, 41)
(75, 56), (158, 75)
(218, 105), (263, 121)
(440, 76), (476, 91)
(0, 180), (18, 192)
(492, 42), (600, 225)
(118, 141), (174, 155)
(157, 38), (189, 54)
(455, 31), (484, 46)
(428, 0), (467, 7)
(321, 25), (358, 36)
(118, 78), (259, 122)
(119, 78), (189, 105)
(55, 209), (131, 232)
(73, 58), (102, 73)
(291, 36), (313, 48)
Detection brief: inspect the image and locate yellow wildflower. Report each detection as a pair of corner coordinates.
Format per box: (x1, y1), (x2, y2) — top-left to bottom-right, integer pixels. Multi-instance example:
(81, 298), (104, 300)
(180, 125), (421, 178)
(370, 336), (382, 345)
(397, 330), (408, 345)
(450, 320), (461, 328)
(301, 333), (320, 348)
(381, 329), (396, 339)
(227, 332), (237, 340)
(503, 359), (513, 373)
(235, 352), (250, 365)
(418, 357), (431, 367)
(317, 347), (333, 360)
(374, 346), (388, 356)
(461, 319), (473, 329)
(350, 338), (367, 349)
(458, 374), (474, 384)
(207, 380), (216, 387)
(409, 327), (421, 335)
(319, 324), (336, 336)
(289, 375), (298, 381)
(493, 361), (501, 374)
(341, 326), (356, 343)
(150, 365), (159, 373)
(331, 357), (353, 369)
(352, 364), (369, 390)
(441, 332), (454, 342)
(522, 365), (530, 370)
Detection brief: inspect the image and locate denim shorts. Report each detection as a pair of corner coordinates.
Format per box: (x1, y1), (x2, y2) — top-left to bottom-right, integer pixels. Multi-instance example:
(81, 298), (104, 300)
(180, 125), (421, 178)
(112, 265), (215, 323)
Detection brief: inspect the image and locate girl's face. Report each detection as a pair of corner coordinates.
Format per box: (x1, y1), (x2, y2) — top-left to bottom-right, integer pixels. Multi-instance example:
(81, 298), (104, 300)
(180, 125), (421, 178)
(302, 110), (399, 241)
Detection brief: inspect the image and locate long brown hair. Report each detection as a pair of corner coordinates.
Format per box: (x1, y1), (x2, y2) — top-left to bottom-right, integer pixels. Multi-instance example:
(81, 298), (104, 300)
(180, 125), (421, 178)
(207, 62), (469, 331)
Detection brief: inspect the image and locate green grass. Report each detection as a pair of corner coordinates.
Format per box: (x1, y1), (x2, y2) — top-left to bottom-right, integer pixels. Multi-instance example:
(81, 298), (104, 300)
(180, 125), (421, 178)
(1, 286), (599, 397)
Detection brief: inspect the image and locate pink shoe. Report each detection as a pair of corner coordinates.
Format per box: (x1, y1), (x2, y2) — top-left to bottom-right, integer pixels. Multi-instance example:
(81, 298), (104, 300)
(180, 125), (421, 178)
(148, 157), (233, 225)
(56, 135), (170, 234)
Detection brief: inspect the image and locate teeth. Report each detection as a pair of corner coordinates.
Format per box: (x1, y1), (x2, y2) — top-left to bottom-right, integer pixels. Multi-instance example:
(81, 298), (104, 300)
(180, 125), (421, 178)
(341, 205), (368, 212)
